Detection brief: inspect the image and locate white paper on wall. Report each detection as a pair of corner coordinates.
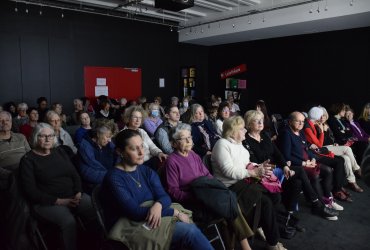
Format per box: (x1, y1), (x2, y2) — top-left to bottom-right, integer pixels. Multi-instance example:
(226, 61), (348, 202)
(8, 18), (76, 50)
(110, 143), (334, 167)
(96, 78), (106, 86)
(95, 86), (108, 96)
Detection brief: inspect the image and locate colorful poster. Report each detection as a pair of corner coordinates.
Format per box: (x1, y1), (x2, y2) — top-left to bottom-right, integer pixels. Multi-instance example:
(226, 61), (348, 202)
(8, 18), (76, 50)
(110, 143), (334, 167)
(238, 79), (247, 89)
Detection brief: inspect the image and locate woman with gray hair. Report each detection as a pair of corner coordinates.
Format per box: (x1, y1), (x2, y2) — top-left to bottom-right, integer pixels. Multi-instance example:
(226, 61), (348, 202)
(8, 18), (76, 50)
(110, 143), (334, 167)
(19, 123), (96, 250)
(12, 102), (29, 132)
(78, 118), (117, 193)
(164, 122), (254, 250)
(46, 110), (77, 154)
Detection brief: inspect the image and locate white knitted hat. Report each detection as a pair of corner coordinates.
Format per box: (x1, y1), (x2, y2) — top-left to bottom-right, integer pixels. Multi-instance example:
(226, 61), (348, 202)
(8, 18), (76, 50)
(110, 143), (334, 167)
(308, 107), (323, 121)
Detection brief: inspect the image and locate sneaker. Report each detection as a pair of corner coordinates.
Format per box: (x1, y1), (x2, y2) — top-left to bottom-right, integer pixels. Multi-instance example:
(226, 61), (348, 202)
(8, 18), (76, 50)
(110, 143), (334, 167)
(312, 203), (339, 220)
(324, 197), (344, 211)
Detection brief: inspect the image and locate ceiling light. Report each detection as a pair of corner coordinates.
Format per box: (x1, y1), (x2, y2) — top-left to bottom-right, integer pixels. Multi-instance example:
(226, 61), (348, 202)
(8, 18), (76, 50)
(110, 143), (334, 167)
(232, 23), (235, 28)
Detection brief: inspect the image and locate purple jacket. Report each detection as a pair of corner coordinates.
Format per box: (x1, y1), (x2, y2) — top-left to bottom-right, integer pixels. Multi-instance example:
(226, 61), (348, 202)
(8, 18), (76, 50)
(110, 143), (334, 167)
(348, 121), (370, 142)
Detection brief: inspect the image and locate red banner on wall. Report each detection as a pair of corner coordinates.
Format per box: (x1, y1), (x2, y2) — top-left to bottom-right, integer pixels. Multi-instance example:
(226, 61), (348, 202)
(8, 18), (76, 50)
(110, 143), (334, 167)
(220, 64), (247, 79)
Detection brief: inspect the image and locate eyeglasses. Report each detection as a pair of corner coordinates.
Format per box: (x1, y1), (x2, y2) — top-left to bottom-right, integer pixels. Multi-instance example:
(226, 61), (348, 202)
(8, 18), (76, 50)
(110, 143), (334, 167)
(293, 120), (305, 124)
(176, 136), (193, 142)
(252, 119), (264, 124)
(38, 134), (55, 140)
(131, 116), (142, 120)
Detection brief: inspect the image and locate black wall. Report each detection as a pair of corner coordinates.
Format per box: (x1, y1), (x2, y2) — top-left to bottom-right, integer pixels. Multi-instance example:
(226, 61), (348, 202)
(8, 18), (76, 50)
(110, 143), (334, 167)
(208, 27), (370, 117)
(0, 1), (209, 113)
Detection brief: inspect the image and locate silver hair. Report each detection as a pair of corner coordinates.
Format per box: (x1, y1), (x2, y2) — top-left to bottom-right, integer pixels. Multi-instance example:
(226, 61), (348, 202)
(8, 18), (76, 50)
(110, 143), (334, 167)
(189, 103), (208, 123)
(0, 111), (12, 120)
(169, 123), (191, 142)
(45, 110), (60, 122)
(17, 103), (28, 110)
(30, 122), (58, 148)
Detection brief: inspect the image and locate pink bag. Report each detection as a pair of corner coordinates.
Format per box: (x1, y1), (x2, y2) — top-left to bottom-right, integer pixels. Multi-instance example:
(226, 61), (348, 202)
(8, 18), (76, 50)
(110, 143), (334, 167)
(245, 163), (282, 193)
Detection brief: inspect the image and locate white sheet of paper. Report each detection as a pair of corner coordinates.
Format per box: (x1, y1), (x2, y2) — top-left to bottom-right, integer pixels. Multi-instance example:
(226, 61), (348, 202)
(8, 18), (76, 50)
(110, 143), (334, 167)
(95, 86), (108, 96)
(96, 78), (106, 86)
(159, 78), (165, 88)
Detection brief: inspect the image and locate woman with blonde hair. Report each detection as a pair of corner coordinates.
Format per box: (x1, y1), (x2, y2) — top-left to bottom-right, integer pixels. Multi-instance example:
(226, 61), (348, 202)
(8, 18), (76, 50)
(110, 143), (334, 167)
(123, 105), (167, 170)
(212, 116), (286, 250)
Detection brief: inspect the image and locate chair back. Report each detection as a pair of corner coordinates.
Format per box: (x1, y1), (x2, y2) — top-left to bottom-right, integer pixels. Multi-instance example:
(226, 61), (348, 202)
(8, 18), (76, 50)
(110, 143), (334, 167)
(91, 185), (108, 237)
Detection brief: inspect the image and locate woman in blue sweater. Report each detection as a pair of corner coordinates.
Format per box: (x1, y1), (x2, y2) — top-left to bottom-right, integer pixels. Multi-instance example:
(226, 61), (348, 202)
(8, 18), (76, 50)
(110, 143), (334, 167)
(101, 129), (213, 250)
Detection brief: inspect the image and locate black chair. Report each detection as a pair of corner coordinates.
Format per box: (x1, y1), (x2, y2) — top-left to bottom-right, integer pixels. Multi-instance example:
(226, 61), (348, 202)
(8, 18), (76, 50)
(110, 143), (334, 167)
(91, 185), (128, 250)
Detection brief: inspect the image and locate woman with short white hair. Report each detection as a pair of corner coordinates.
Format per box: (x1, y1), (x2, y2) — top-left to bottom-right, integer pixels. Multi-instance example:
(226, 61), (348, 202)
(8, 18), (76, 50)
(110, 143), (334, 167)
(20, 123), (96, 250)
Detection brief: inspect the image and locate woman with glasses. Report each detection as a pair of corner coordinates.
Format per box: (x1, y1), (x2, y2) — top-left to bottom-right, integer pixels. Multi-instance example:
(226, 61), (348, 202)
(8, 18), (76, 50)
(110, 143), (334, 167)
(165, 123), (254, 250)
(19, 123), (96, 250)
(123, 105), (167, 170)
(46, 110), (77, 154)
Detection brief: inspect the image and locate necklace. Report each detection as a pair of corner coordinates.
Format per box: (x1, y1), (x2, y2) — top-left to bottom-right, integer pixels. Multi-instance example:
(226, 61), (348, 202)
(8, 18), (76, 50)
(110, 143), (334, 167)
(126, 171), (142, 188)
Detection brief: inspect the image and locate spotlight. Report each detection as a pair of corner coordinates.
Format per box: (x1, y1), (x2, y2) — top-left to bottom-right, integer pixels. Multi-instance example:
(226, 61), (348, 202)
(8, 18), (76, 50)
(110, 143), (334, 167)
(350, 0), (354, 6)
(232, 23), (235, 28)
(15, 7), (18, 12)
(201, 28), (204, 33)
(25, 8), (29, 14)
(248, 19), (251, 24)
(170, 26), (173, 32)
(39, 10), (42, 15)
(61, 12), (64, 18)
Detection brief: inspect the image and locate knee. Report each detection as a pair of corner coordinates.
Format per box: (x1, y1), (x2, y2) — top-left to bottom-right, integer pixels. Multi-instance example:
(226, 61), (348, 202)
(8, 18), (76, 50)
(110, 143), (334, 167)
(59, 215), (76, 231)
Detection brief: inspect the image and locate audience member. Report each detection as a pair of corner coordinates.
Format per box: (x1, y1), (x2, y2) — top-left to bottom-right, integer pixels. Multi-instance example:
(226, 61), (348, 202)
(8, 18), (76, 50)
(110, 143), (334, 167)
(123, 105), (167, 169)
(46, 110), (77, 154)
(19, 107), (39, 142)
(154, 106), (181, 154)
(19, 123), (97, 250)
(277, 111), (343, 218)
(317, 107), (363, 192)
(74, 111), (92, 145)
(78, 119), (116, 193)
(12, 102), (28, 132)
(358, 102), (370, 135)
(165, 123), (254, 250)
(189, 103), (220, 158)
(214, 101), (230, 136)
(211, 116), (287, 250)
(100, 129), (213, 250)
(36, 97), (48, 122)
(143, 102), (163, 138)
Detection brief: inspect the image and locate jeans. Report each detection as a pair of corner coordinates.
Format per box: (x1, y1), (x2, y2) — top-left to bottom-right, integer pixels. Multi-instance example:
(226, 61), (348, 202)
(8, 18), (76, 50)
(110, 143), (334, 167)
(170, 222), (214, 250)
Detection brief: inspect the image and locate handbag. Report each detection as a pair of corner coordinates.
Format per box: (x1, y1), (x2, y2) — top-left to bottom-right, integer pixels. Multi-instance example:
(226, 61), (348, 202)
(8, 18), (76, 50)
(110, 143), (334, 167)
(313, 147), (335, 158)
(245, 163), (282, 193)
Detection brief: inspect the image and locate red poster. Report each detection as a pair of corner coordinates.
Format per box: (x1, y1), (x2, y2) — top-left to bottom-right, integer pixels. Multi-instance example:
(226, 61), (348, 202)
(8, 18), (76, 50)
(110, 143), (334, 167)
(84, 66), (141, 102)
(220, 64), (247, 79)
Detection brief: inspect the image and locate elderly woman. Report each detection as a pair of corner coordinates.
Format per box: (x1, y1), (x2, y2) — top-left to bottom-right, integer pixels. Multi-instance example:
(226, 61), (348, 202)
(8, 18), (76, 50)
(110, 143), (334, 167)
(306, 107), (364, 193)
(243, 110), (340, 219)
(143, 102), (163, 138)
(51, 103), (67, 129)
(123, 105), (167, 170)
(74, 111), (92, 145)
(100, 129), (213, 250)
(12, 102), (29, 132)
(165, 123), (254, 250)
(190, 104), (220, 158)
(78, 119), (117, 193)
(19, 123), (96, 250)
(211, 116), (286, 250)
(154, 106), (181, 154)
(46, 110), (77, 154)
